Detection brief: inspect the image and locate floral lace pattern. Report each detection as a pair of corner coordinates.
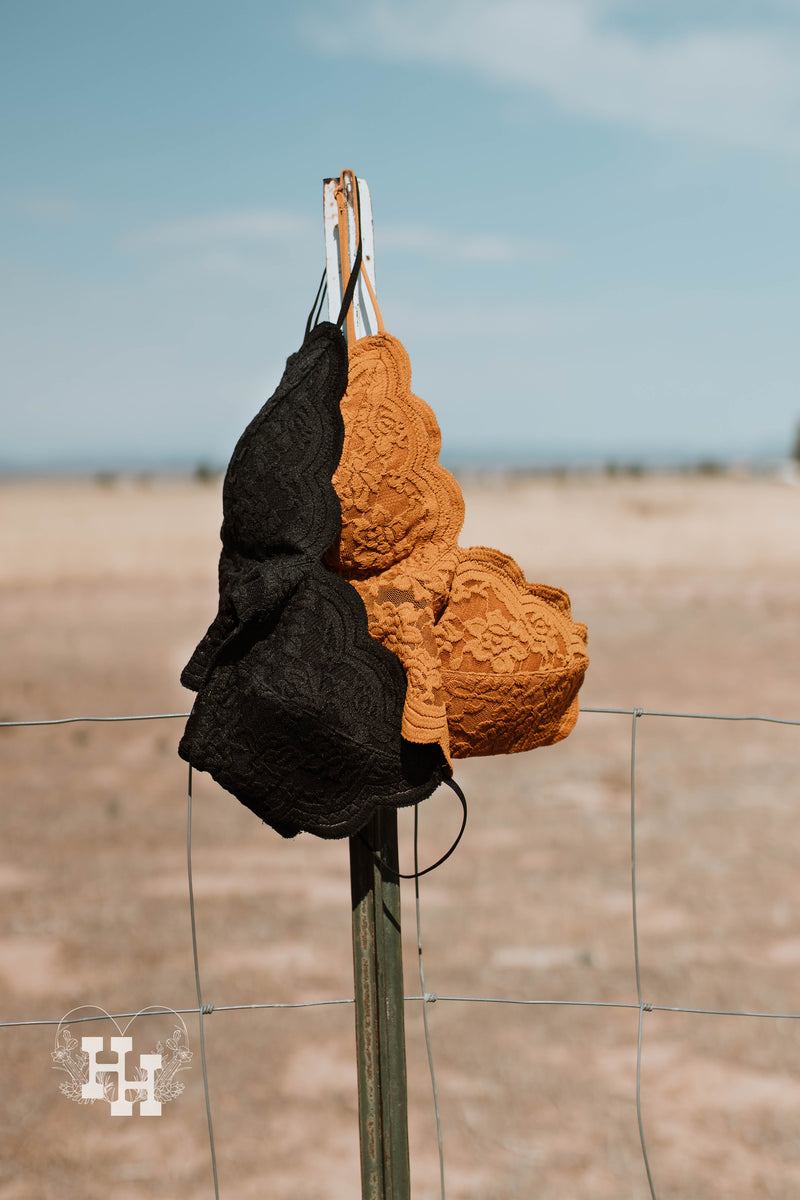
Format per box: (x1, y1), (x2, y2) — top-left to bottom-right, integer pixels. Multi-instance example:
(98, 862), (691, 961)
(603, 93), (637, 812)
(330, 331), (589, 763)
(328, 333), (466, 758)
(331, 332), (464, 574)
(438, 547), (588, 757)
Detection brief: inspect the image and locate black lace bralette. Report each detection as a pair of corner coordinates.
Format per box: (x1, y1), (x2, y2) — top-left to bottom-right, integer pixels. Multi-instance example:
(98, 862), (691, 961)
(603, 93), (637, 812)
(178, 319), (447, 839)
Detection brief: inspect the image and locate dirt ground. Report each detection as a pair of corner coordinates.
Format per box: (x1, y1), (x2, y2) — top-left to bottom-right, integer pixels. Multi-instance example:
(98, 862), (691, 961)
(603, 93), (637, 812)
(1, 470), (799, 1199)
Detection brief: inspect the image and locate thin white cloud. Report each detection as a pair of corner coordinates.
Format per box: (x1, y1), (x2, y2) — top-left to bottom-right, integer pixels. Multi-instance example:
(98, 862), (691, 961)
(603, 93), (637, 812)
(121, 209), (320, 283)
(126, 209), (314, 250)
(125, 209), (549, 271)
(379, 223), (561, 264)
(308, 0), (800, 155)
(1, 191), (78, 220)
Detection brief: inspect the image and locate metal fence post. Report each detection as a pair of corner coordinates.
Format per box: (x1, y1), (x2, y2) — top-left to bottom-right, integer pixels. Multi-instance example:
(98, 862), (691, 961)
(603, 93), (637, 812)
(350, 808), (411, 1200)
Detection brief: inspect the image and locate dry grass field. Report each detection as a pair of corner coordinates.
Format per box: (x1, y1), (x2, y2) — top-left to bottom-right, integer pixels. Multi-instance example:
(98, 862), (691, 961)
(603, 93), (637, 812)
(1, 470), (799, 1199)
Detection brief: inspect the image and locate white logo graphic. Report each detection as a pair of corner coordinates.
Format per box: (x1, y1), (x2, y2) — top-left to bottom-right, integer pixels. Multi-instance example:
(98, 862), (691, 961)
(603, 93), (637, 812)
(81, 1035), (162, 1116)
(52, 1006), (192, 1116)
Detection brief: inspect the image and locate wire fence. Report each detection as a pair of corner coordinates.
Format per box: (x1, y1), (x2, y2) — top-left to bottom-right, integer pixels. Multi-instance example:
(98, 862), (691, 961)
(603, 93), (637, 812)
(2, 703), (800, 1199)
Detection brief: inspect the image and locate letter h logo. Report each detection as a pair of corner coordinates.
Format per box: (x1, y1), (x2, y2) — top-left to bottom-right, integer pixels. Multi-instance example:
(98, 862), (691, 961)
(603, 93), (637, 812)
(81, 1036), (162, 1116)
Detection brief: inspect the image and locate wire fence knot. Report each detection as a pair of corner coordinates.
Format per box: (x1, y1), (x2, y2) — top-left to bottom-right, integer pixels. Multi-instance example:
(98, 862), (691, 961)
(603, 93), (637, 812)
(641, 1001), (653, 1013)
(201, 1003), (215, 1016)
(424, 992), (438, 1004)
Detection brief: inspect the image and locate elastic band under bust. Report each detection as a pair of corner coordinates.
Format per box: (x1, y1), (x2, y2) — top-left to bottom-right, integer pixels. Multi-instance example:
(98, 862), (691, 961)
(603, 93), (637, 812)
(358, 777), (468, 879)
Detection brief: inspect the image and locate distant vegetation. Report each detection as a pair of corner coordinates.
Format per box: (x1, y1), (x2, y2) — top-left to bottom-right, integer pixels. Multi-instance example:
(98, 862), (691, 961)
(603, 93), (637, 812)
(694, 458), (724, 476)
(604, 461), (644, 478)
(193, 461), (220, 484)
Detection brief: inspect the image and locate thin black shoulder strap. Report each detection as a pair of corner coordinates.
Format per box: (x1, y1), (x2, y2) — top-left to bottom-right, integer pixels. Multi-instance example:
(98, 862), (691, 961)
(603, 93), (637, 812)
(335, 235), (363, 330)
(303, 229), (362, 337)
(304, 268), (328, 338)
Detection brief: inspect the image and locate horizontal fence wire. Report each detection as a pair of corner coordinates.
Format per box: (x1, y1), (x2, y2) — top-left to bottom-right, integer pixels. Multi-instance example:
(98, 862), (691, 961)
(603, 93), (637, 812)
(0, 999), (357, 1029)
(3, 703), (799, 1200)
(0, 712), (190, 727)
(7, 994), (800, 1032)
(3, 706), (800, 728)
(585, 706), (800, 726)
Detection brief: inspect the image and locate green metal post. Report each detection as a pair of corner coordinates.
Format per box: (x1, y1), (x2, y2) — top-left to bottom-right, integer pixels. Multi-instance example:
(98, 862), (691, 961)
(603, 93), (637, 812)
(350, 808), (411, 1200)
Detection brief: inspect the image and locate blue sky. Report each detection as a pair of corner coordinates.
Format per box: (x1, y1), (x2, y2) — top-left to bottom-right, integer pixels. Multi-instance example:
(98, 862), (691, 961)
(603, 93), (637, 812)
(3, 0), (800, 469)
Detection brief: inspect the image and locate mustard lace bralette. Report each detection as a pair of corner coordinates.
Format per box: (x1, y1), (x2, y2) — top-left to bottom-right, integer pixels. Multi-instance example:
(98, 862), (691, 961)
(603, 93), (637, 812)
(327, 330), (588, 765)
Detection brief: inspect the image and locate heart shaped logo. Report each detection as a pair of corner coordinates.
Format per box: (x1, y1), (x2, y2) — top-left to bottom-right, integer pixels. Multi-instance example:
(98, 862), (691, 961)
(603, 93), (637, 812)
(52, 1004), (192, 1115)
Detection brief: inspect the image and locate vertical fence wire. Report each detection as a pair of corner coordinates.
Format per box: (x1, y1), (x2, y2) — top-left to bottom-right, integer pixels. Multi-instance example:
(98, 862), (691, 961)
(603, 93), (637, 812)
(186, 764), (221, 1200)
(414, 803), (447, 1200)
(629, 708), (657, 1200)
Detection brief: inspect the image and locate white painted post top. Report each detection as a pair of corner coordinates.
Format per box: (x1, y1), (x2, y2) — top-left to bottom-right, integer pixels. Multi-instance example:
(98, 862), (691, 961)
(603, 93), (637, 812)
(323, 173), (380, 339)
